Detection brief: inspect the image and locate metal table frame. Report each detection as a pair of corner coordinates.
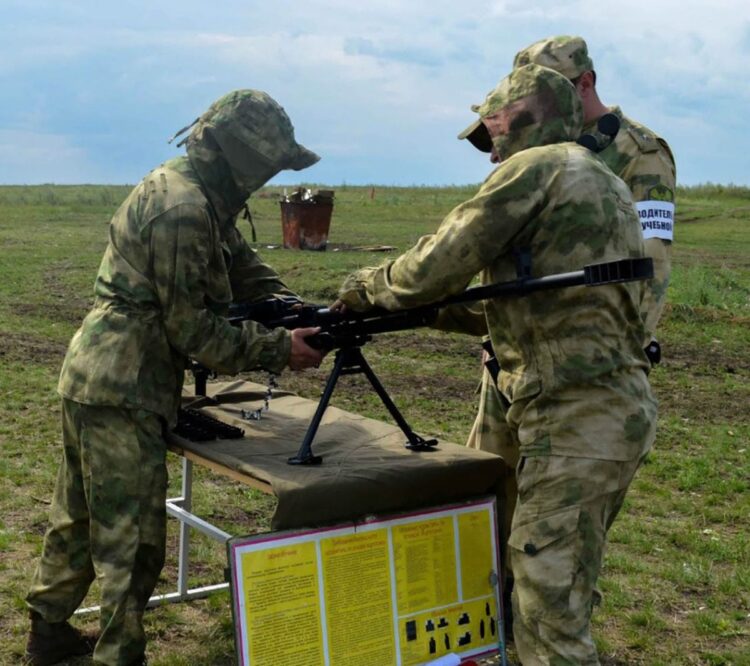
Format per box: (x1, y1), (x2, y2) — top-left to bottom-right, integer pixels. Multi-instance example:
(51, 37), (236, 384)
(151, 456), (232, 607)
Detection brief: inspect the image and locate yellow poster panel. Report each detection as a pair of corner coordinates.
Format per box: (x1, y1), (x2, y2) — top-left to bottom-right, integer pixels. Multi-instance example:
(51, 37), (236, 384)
(398, 597), (500, 665)
(320, 529), (396, 666)
(240, 542), (324, 666)
(229, 498), (501, 665)
(392, 516), (458, 616)
(458, 509), (495, 600)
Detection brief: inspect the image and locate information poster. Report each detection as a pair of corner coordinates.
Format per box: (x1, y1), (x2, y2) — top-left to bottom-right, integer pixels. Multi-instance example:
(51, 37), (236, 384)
(228, 497), (501, 666)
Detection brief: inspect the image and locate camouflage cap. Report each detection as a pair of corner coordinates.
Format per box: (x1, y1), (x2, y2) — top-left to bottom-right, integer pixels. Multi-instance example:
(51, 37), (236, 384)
(458, 64), (583, 159)
(185, 90), (319, 175)
(513, 35), (594, 81)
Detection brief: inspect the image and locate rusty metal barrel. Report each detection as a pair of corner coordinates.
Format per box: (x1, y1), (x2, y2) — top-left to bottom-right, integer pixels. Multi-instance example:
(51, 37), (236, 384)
(279, 188), (334, 251)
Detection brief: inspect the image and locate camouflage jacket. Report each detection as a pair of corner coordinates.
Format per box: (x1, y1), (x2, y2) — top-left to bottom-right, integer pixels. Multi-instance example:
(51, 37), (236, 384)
(58, 157), (293, 425)
(341, 143), (656, 460)
(589, 107), (676, 340)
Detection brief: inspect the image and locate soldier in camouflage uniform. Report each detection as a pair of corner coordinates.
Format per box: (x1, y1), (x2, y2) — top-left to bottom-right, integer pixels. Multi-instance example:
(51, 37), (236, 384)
(465, 36), (676, 613)
(514, 36), (676, 347)
(25, 90), (324, 666)
(337, 65), (656, 664)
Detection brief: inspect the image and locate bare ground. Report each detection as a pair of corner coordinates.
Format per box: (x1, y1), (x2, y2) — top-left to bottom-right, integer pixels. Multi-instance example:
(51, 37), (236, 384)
(0, 331), (68, 364)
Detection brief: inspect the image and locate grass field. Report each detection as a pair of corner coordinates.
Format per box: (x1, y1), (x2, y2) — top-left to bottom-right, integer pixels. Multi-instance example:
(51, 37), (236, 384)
(0, 183), (748, 665)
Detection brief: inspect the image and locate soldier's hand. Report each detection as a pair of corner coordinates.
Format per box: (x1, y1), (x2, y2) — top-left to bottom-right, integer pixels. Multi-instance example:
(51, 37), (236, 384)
(337, 269), (376, 312)
(288, 327), (324, 370)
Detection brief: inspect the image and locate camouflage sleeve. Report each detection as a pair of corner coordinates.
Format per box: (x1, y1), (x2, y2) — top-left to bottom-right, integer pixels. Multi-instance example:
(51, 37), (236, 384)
(223, 224), (298, 302)
(624, 140), (676, 202)
(151, 208), (291, 374)
(621, 140), (676, 341)
(342, 158), (548, 312)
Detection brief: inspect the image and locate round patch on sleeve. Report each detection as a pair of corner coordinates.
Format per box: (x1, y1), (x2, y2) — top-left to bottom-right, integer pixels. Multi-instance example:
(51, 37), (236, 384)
(648, 184), (674, 202)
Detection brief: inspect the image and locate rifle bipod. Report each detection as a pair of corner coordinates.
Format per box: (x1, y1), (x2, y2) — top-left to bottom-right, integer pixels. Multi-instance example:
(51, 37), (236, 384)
(287, 346), (438, 465)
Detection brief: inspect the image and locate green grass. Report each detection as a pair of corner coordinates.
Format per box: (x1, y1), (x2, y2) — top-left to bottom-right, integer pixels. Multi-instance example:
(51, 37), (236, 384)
(0, 184), (748, 665)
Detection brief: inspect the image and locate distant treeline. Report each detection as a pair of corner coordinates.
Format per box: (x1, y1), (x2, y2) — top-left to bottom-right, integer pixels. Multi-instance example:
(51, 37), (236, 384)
(0, 182), (747, 207)
(676, 183), (750, 199)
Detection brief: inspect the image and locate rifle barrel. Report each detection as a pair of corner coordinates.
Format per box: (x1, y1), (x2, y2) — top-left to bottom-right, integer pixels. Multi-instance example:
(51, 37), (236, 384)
(441, 257), (653, 306)
(222, 257), (653, 351)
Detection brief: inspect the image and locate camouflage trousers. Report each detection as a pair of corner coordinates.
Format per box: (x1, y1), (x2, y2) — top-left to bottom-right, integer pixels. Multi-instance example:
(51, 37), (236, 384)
(509, 454), (647, 665)
(26, 399), (168, 666)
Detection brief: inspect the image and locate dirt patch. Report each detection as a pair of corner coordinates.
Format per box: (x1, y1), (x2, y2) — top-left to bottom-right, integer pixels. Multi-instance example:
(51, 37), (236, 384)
(11, 301), (89, 326)
(13, 258), (92, 326)
(256, 332), (481, 407)
(0, 332), (67, 365)
(9, 262), (92, 326)
(378, 368), (477, 401)
(653, 337), (750, 425)
(666, 303), (750, 326)
(599, 658), (637, 666)
(663, 337), (750, 372)
(253, 241), (397, 252)
(678, 205), (750, 224)
(284, 367), (478, 404)
(212, 505), (274, 529)
(387, 330), (484, 359)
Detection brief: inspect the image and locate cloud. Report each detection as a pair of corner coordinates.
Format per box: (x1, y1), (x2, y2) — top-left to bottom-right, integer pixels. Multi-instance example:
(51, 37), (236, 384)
(0, 130), (93, 184)
(0, 0), (747, 185)
(344, 38), (445, 68)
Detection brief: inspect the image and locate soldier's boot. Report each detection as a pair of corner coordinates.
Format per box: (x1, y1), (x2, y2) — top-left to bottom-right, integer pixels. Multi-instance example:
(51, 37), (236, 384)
(25, 611), (97, 666)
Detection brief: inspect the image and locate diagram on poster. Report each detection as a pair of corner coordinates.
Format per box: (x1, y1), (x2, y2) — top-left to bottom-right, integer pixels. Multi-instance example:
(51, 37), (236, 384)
(228, 497), (501, 666)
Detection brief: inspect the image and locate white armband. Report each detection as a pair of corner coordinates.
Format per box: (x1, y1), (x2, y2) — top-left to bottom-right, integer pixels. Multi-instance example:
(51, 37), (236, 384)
(636, 200), (675, 241)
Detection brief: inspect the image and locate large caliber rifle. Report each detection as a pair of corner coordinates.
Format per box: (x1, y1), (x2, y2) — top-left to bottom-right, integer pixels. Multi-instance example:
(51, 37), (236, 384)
(216, 256), (653, 465)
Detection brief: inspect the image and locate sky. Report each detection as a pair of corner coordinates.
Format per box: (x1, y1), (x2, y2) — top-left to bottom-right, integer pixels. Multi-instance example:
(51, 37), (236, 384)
(1, 0), (748, 187)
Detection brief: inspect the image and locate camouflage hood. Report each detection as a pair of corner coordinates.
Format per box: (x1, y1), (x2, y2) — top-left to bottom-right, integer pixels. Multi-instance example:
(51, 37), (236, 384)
(180, 90), (320, 221)
(459, 64), (583, 160)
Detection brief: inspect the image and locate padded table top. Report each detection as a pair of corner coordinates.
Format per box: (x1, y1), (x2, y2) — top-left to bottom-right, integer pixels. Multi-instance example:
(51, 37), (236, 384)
(167, 380), (503, 530)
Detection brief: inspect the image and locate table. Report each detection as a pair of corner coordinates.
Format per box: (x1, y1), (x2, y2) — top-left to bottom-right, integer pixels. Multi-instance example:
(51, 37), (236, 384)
(156, 380), (504, 608)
